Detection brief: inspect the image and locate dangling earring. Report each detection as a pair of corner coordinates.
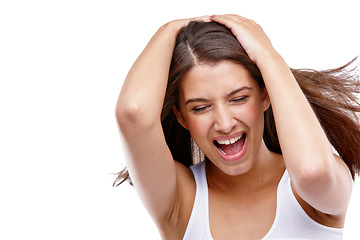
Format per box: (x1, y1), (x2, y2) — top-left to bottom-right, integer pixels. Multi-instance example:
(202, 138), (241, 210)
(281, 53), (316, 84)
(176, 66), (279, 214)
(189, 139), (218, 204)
(191, 137), (205, 164)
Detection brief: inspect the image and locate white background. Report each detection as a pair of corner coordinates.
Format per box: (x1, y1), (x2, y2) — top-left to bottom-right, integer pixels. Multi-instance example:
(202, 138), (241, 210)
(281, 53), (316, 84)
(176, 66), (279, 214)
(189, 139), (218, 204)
(1, 0), (359, 239)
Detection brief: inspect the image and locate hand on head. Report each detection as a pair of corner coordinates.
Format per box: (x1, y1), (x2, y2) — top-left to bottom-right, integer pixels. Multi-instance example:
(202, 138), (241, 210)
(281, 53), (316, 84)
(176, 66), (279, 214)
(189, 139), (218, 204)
(210, 14), (276, 65)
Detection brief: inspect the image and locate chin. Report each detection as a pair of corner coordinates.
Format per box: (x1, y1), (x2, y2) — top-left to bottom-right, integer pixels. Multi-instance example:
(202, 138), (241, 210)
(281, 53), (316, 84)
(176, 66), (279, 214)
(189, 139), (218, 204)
(218, 158), (255, 176)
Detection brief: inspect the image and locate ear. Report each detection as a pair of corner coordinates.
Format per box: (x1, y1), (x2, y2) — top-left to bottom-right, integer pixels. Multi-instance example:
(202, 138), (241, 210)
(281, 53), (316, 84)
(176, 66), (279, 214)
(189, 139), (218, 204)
(261, 88), (271, 111)
(173, 106), (189, 130)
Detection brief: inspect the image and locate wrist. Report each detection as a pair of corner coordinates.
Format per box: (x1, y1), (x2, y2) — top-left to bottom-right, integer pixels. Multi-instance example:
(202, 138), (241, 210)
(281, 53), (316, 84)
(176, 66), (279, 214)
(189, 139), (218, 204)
(146, 22), (181, 53)
(254, 51), (292, 78)
(159, 19), (187, 37)
(255, 50), (283, 67)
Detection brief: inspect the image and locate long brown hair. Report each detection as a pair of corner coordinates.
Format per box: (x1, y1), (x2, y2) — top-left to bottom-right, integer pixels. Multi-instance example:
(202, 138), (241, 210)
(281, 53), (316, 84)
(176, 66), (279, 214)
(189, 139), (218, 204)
(114, 21), (360, 186)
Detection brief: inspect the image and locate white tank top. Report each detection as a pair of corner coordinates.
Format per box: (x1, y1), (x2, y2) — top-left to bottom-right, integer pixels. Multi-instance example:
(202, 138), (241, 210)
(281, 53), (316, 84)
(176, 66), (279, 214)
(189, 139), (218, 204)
(183, 161), (343, 240)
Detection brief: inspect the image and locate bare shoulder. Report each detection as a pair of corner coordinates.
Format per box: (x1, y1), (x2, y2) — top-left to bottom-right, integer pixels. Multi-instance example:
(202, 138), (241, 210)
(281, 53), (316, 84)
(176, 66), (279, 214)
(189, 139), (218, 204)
(158, 161), (196, 239)
(174, 161), (196, 234)
(174, 161), (196, 189)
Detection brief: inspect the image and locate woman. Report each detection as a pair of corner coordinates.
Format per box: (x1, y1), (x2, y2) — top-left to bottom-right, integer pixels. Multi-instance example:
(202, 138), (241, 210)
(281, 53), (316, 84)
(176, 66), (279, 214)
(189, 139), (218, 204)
(115, 15), (360, 239)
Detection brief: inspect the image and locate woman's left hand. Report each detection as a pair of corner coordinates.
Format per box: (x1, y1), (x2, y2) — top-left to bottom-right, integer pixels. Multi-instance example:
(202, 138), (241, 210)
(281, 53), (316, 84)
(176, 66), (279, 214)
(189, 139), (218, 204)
(212, 14), (354, 220)
(210, 14), (277, 65)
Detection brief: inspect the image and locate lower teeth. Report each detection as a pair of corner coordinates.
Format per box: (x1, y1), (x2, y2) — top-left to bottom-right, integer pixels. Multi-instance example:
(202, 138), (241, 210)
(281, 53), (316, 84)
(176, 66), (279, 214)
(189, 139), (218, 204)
(219, 148), (227, 155)
(216, 134), (246, 155)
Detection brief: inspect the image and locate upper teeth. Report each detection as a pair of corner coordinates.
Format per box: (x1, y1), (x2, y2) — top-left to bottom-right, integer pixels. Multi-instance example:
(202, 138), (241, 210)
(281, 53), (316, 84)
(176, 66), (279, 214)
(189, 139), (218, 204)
(216, 134), (243, 145)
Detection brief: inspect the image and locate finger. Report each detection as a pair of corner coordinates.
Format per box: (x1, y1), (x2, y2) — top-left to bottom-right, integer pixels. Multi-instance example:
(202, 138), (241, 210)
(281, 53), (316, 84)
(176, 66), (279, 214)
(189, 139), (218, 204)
(210, 14), (248, 37)
(211, 14), (255, 27)
(191, 15), (211, 22)
(210, 14), (237, 30)
(170, 15), (211, 31)
(210, 14), (244, 22)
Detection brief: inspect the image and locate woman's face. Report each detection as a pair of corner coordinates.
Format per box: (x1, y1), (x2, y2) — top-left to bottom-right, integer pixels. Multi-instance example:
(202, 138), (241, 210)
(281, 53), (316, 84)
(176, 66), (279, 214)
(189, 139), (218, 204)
(174, 61), (270, 176)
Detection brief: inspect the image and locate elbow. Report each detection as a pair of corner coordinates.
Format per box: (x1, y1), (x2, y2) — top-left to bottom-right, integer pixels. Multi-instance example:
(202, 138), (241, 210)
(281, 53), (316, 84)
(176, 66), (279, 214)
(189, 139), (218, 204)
(115, 100), (157, 130)
(290, 155), (352, 215)
(297, 166), (331, 187)
(116, 100), (140, 124)
(293, 156), (336, 193)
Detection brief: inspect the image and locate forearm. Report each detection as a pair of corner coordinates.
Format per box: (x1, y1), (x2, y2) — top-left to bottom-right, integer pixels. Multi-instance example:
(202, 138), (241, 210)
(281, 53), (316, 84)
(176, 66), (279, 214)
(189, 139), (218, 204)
(259, 53), (355, 214)
(258, 52), (334, 178)
(116, 22), (179, 126)
(114, 21), (185, 221)
(210, 13), (352, 216)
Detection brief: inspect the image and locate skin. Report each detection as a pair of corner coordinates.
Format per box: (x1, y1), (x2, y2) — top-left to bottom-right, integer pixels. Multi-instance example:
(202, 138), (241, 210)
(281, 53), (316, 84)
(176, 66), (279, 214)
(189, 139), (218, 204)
(174, 61), (285, 239)
(174, 61), (271, 178)
(116, 15), (353, 239)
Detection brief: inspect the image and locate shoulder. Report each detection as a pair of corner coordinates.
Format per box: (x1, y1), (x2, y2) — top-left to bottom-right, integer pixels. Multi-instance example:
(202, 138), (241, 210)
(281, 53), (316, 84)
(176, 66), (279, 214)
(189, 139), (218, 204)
(157, 161), (197, 238)
(174, 161), (197, 223)
(175, 161), (197, 203)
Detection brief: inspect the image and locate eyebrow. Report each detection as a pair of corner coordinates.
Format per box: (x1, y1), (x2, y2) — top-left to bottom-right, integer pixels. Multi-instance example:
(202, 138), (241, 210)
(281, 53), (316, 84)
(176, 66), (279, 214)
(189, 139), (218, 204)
(227, 86), (253, 97)
(184, 86), (253, 105)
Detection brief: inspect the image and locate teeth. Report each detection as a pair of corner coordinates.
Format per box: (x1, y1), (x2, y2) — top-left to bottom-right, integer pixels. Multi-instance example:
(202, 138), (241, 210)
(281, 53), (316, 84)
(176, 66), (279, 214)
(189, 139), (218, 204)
(219, 148), (227, 155)
(216, 134), (243, 145)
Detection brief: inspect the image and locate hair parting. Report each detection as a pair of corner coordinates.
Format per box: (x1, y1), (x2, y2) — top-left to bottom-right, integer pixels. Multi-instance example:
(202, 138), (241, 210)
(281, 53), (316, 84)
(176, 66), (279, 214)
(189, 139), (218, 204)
(114, 21), (360, 186)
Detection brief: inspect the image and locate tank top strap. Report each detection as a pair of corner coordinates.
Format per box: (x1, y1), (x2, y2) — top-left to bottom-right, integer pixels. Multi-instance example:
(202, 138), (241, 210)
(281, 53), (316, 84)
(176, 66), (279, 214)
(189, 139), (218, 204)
(264, 170), (343, 239)
(183, 161), (213, 240)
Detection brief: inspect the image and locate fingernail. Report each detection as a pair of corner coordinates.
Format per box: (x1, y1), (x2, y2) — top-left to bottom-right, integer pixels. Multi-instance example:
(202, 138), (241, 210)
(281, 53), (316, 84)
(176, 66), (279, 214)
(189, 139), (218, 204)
(210, 15), (216, 19)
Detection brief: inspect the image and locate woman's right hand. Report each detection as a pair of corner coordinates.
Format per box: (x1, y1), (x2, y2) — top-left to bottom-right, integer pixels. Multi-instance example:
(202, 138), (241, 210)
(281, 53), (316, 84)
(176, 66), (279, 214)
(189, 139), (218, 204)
(115, 16), (209, 230)
(163, 15), (211, 33)
(118, 15), (211, 125)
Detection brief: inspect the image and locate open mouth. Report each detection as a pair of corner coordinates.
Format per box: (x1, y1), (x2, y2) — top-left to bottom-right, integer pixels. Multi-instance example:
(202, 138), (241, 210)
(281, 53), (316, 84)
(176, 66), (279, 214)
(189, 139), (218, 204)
(213, 133), (246, 156)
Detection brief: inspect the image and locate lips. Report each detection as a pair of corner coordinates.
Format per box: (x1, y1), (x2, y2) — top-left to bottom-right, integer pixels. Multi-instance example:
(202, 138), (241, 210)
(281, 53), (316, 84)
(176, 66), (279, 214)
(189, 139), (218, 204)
(213, 133), (247, 162)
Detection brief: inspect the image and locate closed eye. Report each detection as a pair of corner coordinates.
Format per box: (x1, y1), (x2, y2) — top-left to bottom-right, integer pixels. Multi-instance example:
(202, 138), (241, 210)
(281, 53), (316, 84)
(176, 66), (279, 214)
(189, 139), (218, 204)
(192, 105), (211, 113)
(230, 96), (248, 103)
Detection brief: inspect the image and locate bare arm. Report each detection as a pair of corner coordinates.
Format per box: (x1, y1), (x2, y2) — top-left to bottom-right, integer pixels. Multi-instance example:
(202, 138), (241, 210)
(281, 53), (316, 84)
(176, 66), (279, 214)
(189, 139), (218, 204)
(256, 53), (352, 216)
(116, 17), (208, 224)
(211, 14), (352, 216)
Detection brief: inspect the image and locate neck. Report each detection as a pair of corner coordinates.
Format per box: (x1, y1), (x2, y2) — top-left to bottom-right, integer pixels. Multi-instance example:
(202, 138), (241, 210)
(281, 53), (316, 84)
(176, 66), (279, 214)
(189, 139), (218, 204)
(206, 141), (285, 194)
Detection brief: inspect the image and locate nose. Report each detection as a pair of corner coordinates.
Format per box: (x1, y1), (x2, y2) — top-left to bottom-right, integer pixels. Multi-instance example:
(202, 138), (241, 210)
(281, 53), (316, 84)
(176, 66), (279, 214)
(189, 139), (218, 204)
(214, 106), (237, 134)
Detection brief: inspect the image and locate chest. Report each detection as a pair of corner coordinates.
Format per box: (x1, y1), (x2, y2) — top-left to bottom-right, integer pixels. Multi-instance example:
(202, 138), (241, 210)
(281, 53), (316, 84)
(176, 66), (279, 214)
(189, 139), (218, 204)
(208, 184), (277, 240)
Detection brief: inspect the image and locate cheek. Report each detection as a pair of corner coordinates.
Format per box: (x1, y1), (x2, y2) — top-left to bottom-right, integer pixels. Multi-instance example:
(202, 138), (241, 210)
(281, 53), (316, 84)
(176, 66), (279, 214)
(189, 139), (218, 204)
(185, 116), (212, 148)
(239, 100), (265, 128)
(187, 116), (210, 137)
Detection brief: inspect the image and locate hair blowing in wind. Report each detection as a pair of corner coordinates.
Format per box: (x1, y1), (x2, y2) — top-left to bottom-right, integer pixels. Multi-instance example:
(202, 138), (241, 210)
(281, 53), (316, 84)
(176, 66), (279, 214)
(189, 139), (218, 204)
(114, 21), (360, 186)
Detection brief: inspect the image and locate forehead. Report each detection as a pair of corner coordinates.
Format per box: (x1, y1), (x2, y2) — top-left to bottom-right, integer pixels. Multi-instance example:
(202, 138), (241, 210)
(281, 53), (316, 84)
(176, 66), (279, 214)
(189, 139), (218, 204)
(180, 61), (258, 97)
